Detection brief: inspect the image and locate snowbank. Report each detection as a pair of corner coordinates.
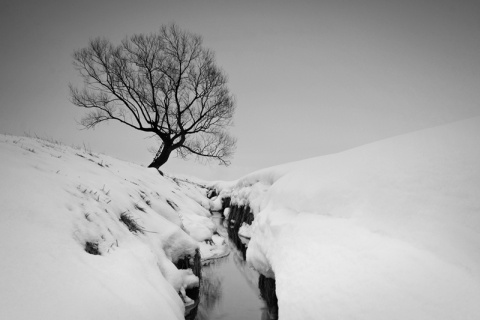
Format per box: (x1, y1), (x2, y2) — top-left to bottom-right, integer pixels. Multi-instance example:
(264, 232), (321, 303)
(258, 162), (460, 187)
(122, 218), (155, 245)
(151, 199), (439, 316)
(238, 222), (252, 239)
(213, 117), (480, 319)
(0, 135), (221, 320)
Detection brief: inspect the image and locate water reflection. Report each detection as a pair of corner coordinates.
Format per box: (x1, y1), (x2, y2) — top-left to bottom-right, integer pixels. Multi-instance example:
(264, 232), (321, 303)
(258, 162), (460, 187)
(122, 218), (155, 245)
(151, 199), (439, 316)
(193, 258), (225, 320)
(188, 212), (278, 320)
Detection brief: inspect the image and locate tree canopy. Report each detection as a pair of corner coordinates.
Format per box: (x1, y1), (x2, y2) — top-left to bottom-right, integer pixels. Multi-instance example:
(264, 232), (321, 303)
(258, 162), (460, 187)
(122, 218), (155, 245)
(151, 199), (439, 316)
(70, 24), (236, 168)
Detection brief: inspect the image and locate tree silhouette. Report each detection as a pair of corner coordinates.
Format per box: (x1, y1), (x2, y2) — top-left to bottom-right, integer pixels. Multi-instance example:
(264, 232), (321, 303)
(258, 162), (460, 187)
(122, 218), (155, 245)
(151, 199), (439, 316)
(70, 24), (236, 168)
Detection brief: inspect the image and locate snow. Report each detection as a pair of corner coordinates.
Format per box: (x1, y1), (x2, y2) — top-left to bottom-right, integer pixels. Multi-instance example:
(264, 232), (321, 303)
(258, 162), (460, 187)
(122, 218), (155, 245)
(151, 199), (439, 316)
(223, 207), (231, 220)
(209, 196), (224, 212)
(3, 116), (480, 319)
(238, 222), (252, 239)
(198, 233), (230, 263)
(0, 135), (225, 320)
(212, 117), (480, 320)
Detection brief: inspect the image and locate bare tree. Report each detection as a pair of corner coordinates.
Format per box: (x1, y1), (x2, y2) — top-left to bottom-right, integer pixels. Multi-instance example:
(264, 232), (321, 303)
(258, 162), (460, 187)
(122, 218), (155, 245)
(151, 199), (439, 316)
(70, 24), (236, 168)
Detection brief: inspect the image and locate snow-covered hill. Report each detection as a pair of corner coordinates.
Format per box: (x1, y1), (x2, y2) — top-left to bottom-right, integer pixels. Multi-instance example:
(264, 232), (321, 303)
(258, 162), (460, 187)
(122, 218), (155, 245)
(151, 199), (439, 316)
(213, 117), (480, 320)
(0, 135), (225, 320)
(3, 117), (480, 320)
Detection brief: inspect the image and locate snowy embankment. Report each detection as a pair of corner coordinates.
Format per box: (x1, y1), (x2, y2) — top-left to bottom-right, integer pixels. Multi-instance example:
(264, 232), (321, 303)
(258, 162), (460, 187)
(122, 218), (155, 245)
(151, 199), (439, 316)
(212, 117), (480, 320)
(0, 135), (225, 320)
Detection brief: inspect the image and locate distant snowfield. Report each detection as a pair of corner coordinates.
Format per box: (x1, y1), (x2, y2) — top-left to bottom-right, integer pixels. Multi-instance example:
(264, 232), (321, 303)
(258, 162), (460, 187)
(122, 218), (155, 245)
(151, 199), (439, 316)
(214, 117), (480, 320)
(0, 135), (226, 320)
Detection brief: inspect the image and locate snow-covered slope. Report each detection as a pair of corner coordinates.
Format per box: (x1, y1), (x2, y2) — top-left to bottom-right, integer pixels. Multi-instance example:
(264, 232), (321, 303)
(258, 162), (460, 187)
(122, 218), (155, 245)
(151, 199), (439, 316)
(213, 117), (480, 320)
(0, 135), (222, 320)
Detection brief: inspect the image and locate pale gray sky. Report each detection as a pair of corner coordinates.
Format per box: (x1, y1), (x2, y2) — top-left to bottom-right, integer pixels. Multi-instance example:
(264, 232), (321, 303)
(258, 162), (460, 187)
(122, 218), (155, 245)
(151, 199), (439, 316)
(1, 0), (479, 180)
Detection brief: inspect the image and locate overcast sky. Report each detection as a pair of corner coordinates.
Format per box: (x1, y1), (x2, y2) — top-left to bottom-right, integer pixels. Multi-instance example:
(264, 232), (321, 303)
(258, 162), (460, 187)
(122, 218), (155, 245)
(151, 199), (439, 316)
(1, 0), (479, 180)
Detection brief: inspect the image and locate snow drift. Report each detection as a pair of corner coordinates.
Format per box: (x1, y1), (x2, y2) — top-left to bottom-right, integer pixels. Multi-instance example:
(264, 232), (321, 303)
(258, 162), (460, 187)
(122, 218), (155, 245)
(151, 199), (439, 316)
(0, 135), (223, 320)
(213, 117), (480, 320)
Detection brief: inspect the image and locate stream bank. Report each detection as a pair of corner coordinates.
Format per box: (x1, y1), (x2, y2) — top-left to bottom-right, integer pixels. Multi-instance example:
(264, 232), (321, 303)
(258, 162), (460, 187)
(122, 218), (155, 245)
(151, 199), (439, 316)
(185, 198), (278, 319)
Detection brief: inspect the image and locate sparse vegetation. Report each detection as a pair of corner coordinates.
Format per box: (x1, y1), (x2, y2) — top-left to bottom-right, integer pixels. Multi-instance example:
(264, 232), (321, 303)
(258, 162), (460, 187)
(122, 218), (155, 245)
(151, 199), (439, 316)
(166, 199), (178, 210)
(23, 132), (63, 147)
(133, 203), (146, 213)
(22, 146), (36, 153)
(138, 192), (152, 207)
(107, 239), (119, 253)
(119, 211), (145, 234)
(101, 185), (110, 196)
(85, 241), (101, 255)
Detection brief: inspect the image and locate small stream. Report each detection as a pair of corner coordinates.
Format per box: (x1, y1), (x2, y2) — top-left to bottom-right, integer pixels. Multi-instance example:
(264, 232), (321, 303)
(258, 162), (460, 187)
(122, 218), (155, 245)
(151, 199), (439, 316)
(186, 211), (278, 320)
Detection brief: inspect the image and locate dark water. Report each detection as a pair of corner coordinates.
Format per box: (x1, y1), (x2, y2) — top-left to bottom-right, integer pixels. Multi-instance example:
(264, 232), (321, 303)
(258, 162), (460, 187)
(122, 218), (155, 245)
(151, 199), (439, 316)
(187, 212), (278, 320)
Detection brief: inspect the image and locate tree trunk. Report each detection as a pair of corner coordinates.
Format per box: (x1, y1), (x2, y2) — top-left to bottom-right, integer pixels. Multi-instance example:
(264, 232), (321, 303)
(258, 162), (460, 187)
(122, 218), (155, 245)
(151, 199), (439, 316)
(148, 145), (172, 169)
